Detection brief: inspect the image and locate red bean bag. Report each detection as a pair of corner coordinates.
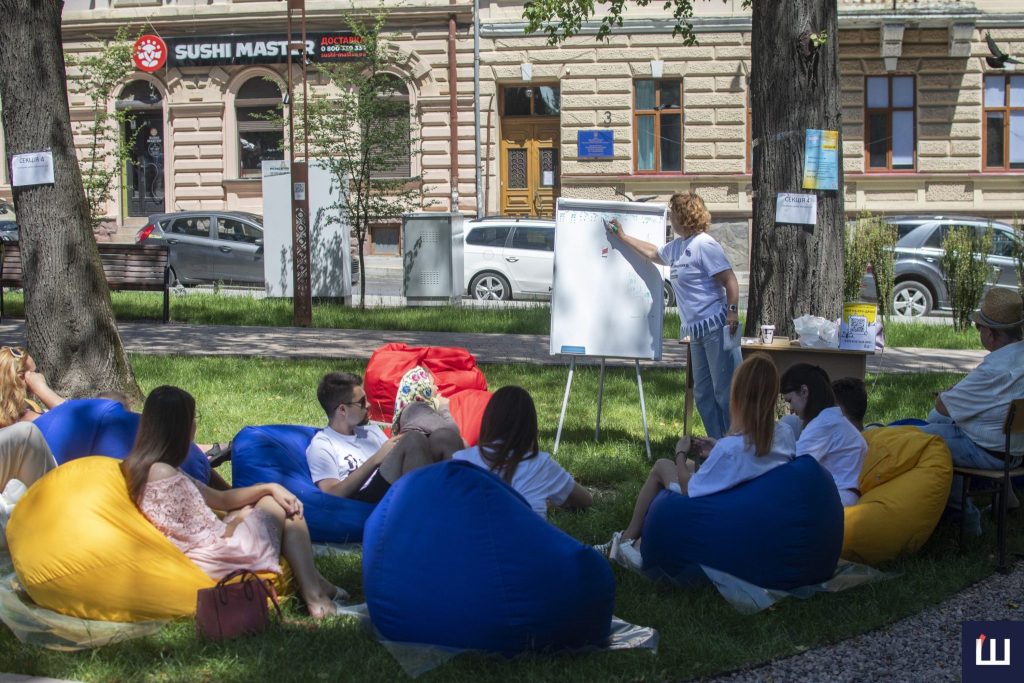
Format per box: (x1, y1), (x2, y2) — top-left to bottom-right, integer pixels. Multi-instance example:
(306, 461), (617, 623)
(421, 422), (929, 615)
(448, 389), (493, 447)
(365, 343), (489, 425)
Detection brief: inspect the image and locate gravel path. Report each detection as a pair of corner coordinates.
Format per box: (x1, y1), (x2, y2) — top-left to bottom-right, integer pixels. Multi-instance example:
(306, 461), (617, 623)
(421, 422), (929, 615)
(708, 560), (1024, 683)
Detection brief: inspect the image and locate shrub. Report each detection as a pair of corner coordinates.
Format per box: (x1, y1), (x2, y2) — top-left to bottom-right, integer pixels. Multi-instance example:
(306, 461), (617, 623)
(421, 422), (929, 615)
(864, 215), (897, 319)
(1014, 214), (1024, 301)
(941, 226), (992, 332)
(842, 214), (873, 303)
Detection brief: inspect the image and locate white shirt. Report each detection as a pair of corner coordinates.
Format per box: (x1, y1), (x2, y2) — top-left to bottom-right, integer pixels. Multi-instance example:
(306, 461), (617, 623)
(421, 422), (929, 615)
(941, 340), (1024, 455)
(658, 232), (732, 339)
(452, 445), (576, 518)
(796, 407), (868, 503)
(688, 422), (796, 498)
(306, 424), (388, 485)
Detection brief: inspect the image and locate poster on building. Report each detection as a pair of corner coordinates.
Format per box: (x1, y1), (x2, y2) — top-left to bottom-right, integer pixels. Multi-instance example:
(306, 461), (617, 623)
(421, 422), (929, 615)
(802, 129), (839, 191)
(165, 33), (365, 68)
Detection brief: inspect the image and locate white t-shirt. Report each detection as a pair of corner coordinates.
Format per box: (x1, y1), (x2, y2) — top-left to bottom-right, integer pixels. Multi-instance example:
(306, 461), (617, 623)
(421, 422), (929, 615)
(306, 424), (388, 485)
(796, 407), (868, 504)
(657, 232), (733, 339)
(452, 445), (576, 518)
(941, 340), (1024, 455)
(687, 422), (796, 498)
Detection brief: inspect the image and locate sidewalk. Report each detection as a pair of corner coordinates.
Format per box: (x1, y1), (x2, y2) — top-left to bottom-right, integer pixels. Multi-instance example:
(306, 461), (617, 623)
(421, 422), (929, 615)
(0, 320), (985, 374)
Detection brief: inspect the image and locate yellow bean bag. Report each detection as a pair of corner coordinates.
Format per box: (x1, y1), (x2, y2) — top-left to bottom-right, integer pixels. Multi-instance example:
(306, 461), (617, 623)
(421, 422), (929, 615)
(8, 456), (289, 622)
(842, 427), (952, 565)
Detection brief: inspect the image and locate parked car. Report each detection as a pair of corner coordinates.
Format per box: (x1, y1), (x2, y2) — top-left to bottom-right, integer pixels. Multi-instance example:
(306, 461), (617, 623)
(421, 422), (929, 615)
(463, 216), (676, 306)
(0, 200), (16, 243)
(858, 215), (1021, 317)
(137, 210), (266, 286)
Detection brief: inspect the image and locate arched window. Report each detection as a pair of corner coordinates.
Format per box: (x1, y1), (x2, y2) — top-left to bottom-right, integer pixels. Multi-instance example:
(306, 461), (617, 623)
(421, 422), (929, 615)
(236, 78), (284, 178)
(370, 75), (411, 179)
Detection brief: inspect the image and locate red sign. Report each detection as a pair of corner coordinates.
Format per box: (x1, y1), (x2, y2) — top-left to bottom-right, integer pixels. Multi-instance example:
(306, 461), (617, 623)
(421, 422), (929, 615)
(133, 35), (168, 73)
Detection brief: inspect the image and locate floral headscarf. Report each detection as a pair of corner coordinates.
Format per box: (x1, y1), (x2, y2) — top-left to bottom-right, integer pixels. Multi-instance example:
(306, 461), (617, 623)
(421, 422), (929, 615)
(393, 366), (442, 431)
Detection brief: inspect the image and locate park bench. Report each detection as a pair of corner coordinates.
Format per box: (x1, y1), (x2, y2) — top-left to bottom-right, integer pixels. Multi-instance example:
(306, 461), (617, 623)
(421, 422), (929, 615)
(0, 241), (172, 323)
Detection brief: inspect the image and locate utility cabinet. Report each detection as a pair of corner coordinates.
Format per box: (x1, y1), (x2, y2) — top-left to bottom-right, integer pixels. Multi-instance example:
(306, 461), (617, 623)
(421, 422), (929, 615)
(402, 213), (464, 306)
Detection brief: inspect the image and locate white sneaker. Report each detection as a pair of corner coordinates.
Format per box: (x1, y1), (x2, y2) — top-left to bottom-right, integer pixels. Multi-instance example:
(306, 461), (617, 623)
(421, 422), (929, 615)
(593, 531), (620, 558)
(610, 536), (644, 571)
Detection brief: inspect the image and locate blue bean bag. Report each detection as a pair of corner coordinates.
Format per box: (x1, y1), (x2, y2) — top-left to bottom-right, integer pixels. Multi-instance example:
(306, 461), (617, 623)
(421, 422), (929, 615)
(641, 455), (844, 591)
(33, 398), (211, 483)
(363, 460), (615, 656)
(230, 425), (374, 543)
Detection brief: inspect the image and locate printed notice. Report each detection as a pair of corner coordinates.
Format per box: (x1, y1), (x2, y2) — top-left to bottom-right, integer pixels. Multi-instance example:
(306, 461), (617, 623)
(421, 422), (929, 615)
(775, 193), (817, 225)
(11, 151), (55, 187)
(802, 129), (839, 191)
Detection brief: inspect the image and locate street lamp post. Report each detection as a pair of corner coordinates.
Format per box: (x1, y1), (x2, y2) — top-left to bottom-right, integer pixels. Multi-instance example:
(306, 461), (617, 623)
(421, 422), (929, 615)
(286, 0), (312, 326)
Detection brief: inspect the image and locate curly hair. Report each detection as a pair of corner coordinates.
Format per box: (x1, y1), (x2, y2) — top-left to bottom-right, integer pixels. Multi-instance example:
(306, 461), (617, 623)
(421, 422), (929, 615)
(0, 347), (29, 428)
(668, 191), (711, 235)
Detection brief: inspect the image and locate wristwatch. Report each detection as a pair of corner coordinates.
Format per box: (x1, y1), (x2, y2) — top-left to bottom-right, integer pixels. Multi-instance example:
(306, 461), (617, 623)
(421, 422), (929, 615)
(727, 304), (738, 312)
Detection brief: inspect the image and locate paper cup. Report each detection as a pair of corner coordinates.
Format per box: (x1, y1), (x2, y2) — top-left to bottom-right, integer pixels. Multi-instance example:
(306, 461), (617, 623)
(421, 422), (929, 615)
(760, 324), (775, 345)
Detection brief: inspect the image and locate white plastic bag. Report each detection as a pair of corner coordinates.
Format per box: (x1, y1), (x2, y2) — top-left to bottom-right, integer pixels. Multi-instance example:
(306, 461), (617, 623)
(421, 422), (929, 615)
(792, 315), (840, 349)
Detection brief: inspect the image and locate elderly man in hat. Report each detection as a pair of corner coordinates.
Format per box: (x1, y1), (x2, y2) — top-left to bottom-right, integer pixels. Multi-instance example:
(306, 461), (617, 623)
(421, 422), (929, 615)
(920, 288), (1024, 534)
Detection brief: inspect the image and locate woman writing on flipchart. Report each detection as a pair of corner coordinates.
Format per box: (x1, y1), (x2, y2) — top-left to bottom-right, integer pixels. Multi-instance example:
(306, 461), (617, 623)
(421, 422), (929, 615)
(607, 191), (741, 439)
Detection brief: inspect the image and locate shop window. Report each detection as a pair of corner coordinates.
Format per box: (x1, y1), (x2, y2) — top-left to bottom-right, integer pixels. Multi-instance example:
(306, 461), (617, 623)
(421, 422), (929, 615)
(983, 74), (1024, 170)
(634, 79), (683, 173)
(370, 75), (412, 179)
(236, 78), (284, 179)
(501, 86), (561, 116)
(864, 75), (916, 171)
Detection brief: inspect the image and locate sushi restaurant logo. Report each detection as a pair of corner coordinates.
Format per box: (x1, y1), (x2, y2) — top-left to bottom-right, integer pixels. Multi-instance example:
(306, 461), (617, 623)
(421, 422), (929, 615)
(962, 621), (1022, 682)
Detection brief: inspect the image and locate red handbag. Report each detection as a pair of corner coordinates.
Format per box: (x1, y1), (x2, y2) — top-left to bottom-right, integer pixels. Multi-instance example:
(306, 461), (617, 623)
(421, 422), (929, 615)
(195, 570), (282, 641)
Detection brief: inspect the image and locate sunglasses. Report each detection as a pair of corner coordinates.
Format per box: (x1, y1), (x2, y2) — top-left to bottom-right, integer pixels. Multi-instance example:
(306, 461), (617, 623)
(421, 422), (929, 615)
(343, 396), (368, 409)
(1, 346), (24, 359)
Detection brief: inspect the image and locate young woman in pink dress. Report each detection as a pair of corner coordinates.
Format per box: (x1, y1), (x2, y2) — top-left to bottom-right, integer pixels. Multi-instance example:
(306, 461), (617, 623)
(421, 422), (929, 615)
(121, 385), (347, 620)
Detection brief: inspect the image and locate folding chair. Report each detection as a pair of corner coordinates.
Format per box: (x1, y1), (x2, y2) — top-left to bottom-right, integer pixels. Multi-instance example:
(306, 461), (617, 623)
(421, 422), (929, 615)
(954, 398), (1024, 573)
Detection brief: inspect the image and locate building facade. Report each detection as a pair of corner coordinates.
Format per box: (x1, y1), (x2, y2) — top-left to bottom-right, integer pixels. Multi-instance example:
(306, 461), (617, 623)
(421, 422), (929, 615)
(0, 0), (1021, 265)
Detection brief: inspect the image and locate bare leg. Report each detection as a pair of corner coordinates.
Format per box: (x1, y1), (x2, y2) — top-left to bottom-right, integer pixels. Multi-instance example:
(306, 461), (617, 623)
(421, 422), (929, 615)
(254, 497), (336, 620)
(622, 459), (678, 542)
(378, 431), (435, 484)
(426, 427), (464, 461)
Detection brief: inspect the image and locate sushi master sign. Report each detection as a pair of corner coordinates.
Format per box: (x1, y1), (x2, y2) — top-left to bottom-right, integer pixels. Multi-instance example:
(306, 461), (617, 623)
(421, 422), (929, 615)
(132, 33), (365, 72)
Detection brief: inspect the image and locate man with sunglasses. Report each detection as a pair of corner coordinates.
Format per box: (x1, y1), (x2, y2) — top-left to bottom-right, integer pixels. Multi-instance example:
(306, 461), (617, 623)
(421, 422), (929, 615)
(920, 288), (1024, 535)
(306, 372), (438, 504)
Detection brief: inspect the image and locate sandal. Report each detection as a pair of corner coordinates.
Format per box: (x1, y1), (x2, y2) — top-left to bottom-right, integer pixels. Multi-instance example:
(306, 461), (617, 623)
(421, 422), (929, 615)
(206, 443), (232, 468)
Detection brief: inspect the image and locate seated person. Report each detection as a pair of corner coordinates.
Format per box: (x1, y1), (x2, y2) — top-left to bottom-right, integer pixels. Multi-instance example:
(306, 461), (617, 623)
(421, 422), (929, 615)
(0, 346), (65, 426)
(0, 421), (58, 545)
(599, 353), (796, 569)
(780, 364), (867, 507)
(451, 385), (591, 519)
(832, 377), (867, 432)
(306, 372), (443, 504)
(392, 366), (464, 460)
(123, 385), (347, 619)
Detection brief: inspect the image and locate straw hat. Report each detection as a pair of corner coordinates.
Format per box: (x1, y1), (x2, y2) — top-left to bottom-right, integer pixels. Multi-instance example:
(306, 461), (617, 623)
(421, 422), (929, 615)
(970, 288), (1024, 330)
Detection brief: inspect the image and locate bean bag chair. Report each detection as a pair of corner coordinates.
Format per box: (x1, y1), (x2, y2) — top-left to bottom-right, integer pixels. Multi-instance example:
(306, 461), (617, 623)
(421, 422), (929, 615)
(842, 427), (952, 565)
(33, 398), (211, 484)
(446, 389), (492, 447)
(7, 456), (288, 622)
(641, 455), (844, 590)
(363, 460), (615, 655)
(231, 425), (374, 543)
(364, 344), (488, 425)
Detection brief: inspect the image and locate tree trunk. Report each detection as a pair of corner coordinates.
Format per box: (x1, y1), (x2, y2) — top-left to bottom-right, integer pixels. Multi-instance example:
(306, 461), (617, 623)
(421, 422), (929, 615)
(747, 0), (845, 338)
(0, 0), (141, 400)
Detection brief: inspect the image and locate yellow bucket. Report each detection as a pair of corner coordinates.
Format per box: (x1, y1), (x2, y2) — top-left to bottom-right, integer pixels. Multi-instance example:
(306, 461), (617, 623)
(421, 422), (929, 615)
(843, 302), (877, 325)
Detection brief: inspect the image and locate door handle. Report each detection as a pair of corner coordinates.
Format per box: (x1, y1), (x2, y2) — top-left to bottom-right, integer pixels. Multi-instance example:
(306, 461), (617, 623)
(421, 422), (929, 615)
(506, 257), (519, 263)
(166, 239), (179, 245)
(219, 247), (232, 253)
(925, 257), (934, 263)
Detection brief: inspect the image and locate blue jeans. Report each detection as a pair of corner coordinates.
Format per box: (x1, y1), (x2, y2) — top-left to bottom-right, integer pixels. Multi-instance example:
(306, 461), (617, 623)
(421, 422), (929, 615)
(919, 411), (1022, 512)
(689, 326), (742, 439)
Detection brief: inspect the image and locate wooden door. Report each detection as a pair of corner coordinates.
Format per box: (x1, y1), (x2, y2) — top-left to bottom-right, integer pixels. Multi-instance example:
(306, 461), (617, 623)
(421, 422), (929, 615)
(500, 121), (559, 217)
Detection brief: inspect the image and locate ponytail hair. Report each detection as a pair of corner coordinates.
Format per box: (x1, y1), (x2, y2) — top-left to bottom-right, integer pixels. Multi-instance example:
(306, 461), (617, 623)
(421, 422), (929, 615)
(477, 385), (540, 483)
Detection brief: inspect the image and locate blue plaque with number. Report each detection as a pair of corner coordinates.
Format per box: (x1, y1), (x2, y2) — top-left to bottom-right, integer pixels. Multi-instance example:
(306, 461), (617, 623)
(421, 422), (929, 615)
(577, 130), (614, 159)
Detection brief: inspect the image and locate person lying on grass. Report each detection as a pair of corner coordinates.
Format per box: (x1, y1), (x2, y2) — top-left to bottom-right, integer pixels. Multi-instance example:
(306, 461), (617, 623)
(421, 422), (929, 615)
(123, 385), (347, 619)
(0, 346), (64, 426)
(598, 353), (796, 570)
(452, 385), (592, 518)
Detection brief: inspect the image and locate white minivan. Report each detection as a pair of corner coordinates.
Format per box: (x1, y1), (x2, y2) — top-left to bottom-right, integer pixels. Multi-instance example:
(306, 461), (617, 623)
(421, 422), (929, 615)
(463, 217), (675, 306)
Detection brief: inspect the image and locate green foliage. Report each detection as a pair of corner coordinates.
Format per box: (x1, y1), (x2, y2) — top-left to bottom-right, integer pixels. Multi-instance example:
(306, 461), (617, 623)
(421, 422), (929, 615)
(842, 216), (872, 303)
(864, 215), (897, 319)
(290, 5), (424, 309)
(1013, 214), (1024, 300)
(64, 27), (139, 230)
(941, 226), (992, 332)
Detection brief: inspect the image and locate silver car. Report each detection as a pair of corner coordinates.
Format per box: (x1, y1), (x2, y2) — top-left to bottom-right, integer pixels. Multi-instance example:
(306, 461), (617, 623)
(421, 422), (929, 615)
(858, 215), (1021, 317)
(137, 211), (265, 286)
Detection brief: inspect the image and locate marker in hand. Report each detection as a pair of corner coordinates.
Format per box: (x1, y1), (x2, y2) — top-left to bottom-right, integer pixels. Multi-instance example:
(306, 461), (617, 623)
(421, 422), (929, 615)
(604, 218), (621, 235)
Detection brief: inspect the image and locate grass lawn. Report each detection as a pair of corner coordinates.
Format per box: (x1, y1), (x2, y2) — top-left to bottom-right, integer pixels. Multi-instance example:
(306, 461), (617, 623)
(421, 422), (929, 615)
(0, 356), (1013, 682)
(0, 291), (986, 349)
